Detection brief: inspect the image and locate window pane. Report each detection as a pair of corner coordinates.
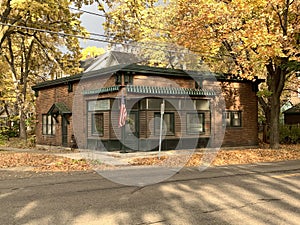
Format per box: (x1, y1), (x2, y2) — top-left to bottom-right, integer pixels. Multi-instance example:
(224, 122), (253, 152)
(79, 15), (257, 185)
(47, 115), (52, 135)
(88, 100), (110, 111)
(128, 113), (136, 133)
(52, 118), (55, 135)
(231, 112), (241, 127)
(42, 115), (47, 134)
(194, 100), (210, 110)
(225, 112), (231, 126)
(165, 99), (177, 110)
(223, 111), (241, 127)
(115, 73), (122, 85)
(187, 113), (204, 134)
(154, 113), (161, 135)
(42, 114), (55, 135)
(154, 112), (174, 135)
(92, 113), (104, 136)
(148, 99), (162, 110)
(164, 113), (174, 134)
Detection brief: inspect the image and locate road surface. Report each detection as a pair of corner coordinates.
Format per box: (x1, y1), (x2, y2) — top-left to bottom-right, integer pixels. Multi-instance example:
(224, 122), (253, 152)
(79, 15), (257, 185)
(0, 160), (299, 225)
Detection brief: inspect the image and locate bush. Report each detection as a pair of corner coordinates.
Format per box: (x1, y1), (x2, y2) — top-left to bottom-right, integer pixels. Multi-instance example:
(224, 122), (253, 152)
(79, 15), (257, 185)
(280, 124), (300, 144)
(0, 125), (19, 140)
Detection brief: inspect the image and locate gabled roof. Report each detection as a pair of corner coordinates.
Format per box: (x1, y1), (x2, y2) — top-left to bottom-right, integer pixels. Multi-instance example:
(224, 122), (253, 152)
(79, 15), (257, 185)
(283, 103), (300, 114)
(84, 51), (140, 72)
(47, 102), (72, 115)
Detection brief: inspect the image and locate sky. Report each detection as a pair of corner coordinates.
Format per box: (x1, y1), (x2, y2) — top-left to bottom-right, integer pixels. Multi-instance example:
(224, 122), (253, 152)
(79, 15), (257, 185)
(79, 3), (108, 49)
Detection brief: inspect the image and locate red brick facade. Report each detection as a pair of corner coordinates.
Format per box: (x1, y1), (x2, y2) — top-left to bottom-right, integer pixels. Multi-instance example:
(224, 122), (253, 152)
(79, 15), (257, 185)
(33, 64), (260, 150)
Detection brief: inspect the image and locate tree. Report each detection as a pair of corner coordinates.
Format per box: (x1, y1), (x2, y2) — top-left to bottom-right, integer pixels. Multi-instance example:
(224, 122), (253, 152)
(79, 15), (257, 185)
(99, 0), (300, 148)
(170, 0), (300, 149)
(81, 46), (105, 60)
(101, 0), (204, 69)
(0, 0), (101, 139)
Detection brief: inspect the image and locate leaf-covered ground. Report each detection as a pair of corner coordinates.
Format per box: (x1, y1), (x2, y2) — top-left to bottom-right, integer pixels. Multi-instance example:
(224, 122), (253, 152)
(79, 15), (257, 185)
(130, 145), (300, 167)
(0, 152), (92, 172)
(0, 144), (300, 172)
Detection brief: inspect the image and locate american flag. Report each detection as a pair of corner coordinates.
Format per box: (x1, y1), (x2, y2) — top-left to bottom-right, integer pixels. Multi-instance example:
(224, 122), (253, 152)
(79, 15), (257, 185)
(118, 93), (127, 128)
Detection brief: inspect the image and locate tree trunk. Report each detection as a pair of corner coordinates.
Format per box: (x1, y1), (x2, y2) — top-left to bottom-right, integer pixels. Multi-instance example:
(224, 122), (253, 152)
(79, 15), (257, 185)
(19, 108), (27, 140)
(269, 93), (280, 149)
(266, 59), (287, 149)
(258, 96), (271, 143)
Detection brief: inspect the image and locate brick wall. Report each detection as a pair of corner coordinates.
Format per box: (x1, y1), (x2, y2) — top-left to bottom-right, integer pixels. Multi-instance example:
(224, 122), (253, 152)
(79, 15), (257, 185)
(35, 73), (259, 149)
(284, 114), (300, 124)
(35, 83), (77, 147)
(220, 82), (259, 147)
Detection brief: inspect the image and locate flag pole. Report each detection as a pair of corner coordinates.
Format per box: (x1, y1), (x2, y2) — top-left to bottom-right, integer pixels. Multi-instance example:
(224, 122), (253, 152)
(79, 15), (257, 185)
(119, 89), (127, 153)
(158, 99), (165, 159)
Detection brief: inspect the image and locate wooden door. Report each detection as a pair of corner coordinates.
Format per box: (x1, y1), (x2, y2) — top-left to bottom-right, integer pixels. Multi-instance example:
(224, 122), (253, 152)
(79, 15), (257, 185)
(62, 116), (68, 147)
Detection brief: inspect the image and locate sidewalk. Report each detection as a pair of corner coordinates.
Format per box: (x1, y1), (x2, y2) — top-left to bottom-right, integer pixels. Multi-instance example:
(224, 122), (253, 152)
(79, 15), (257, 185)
(0, 146), (192, 167)
(55, 149), (195, 166)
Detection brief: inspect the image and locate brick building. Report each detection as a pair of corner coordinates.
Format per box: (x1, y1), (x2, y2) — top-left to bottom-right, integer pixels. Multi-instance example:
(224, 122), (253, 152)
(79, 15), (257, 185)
(283, 103), (300, 125)
(32, 63), (262, 151)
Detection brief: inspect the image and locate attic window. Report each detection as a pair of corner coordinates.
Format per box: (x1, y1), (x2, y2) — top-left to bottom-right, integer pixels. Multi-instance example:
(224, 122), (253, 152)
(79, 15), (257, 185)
(115, 72), (122, 85)
(68, 83), (73, 92)
(124, 72), (133, 85)
(195, 78), (203, 89)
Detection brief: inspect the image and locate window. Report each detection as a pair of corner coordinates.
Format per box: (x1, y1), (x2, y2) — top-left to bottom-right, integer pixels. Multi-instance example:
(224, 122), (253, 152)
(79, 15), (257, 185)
(67, 83), (73, 92)
(154, 112), (175, 135)
(92, 113), (104, 136)
(88, 99), (110, 111)
(140, 98), (178, 110)
(223, 111), (242, 127)
(124, 72), (133, 85)
(195, 78), (203, 89)
(115, 72), (122, 85)
(187, 113), (205, 134)
(42, 114), (55, 135)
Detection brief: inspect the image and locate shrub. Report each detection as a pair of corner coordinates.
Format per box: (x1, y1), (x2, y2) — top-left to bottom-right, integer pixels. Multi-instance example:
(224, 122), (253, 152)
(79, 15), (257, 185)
(280, 124), (300, 144)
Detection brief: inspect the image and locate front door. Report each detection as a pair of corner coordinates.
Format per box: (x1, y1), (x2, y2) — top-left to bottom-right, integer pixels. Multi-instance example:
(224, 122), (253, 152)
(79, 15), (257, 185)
(124, 111), (139, 151)
(62, 116), (68, 147)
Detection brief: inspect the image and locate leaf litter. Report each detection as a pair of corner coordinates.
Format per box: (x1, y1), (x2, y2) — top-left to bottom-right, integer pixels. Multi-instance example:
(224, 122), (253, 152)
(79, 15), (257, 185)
(0, 144), (300, 171)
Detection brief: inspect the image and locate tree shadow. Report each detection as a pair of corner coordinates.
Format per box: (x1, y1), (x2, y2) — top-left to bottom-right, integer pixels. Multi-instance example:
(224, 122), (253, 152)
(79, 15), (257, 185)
(0, 162), (299, 225)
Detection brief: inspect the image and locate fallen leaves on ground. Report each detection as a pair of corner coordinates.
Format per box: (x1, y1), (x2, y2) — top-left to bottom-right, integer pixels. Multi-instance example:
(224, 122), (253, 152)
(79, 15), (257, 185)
(1, 145), (300, 171)
(0, 152), (91, 171)
(130, 145), (300, 167)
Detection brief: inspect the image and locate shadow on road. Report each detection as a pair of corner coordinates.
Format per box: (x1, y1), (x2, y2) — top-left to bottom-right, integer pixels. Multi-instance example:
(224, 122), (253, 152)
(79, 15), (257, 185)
(0, 161), (299, 225)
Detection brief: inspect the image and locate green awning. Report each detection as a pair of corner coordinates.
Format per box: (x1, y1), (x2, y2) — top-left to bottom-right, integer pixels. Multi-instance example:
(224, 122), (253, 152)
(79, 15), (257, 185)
(83, 85), (120, 95)
(126, 85), (215, 96)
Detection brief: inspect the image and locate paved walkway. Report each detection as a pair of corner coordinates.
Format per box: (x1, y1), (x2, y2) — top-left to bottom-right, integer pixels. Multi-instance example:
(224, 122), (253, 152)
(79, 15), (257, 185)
(0, 146), (194, 167)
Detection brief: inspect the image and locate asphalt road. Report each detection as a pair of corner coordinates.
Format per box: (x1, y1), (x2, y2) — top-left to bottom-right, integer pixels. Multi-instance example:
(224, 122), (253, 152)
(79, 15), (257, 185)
(0, 160), (299, 225)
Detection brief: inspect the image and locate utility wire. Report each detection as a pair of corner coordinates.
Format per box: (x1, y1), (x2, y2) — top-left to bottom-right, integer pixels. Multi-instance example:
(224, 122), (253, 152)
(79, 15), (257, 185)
(0, 22), (115, 44)
(68, 6), (106, 17)
(0, 22), (220, 60)
(0, 15), (166, 47)
(0, 14), (109, 40)
(0, 22), (198, 54)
